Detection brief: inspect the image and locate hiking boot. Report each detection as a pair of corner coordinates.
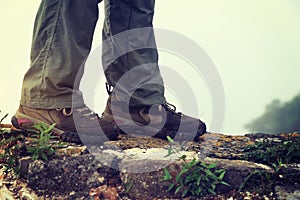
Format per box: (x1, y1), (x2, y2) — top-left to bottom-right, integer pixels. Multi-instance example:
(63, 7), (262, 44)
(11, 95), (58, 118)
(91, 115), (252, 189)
(102, 96), (206, 141)
(12, 105), (119, 144)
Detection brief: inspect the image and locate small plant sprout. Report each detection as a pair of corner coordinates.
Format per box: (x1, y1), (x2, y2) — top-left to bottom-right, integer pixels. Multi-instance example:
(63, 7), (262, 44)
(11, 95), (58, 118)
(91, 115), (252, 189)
(161, 136), (229, 198)
(27, 123), (57, 160)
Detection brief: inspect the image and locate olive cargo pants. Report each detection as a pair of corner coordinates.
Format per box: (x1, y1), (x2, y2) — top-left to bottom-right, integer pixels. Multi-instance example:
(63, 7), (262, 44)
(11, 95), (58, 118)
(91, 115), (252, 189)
(20, 0), (166, 109)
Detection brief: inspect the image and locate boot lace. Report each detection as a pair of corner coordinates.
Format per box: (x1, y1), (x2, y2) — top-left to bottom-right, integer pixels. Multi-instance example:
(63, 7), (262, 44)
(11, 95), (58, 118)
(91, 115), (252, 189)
(163, 102), (182, 116)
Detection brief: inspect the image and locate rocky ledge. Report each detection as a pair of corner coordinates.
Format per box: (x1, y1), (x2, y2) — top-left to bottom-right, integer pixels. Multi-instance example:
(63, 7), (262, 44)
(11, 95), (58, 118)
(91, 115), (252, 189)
(0, 132), (299, 199)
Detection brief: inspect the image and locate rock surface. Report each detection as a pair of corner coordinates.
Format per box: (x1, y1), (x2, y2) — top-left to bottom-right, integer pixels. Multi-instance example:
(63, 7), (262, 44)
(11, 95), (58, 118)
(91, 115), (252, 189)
(2, 132), (300, 199)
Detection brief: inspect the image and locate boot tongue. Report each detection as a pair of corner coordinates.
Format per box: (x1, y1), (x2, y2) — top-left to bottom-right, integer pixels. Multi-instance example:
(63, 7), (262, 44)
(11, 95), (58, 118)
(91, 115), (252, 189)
(138, 108), (151, 125)
(147, 105), (166, 126)
(129, 105), (166, 127)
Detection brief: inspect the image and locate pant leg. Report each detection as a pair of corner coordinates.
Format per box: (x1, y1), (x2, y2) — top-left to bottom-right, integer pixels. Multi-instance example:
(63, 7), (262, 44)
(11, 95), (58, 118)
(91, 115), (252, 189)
(20, 0), (100, 109)
(102, 0), (166, 107)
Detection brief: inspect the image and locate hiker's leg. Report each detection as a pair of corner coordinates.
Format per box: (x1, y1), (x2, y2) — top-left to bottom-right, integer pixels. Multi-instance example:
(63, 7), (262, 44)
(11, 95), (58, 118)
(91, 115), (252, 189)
(102, 0), (166, 107)
(20, 0), (100, 109)
(101, 0), (206, 141)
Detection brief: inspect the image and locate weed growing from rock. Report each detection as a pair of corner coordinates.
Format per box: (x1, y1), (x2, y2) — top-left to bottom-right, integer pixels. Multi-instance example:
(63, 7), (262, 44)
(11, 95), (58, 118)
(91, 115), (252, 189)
(0, 122), (62, 175)
(161, 136), (229, 198)
(240, 134), (300, 194)
(243, 135), (300, 165)
(27, 123), (58, 160)
(124, 177), (133, 193)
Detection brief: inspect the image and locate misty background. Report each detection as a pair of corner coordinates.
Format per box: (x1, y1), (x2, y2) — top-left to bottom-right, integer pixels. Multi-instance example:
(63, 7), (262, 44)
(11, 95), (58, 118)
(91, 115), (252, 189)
(1, 1), (300, 134)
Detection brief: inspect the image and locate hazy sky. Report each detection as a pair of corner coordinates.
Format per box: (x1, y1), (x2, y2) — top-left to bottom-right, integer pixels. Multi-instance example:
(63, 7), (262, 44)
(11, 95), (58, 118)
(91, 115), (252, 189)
(1, 1), (300, 134)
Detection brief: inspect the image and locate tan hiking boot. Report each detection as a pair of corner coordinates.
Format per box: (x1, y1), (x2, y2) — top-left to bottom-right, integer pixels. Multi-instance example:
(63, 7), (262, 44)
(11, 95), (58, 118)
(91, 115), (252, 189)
(12, 105), (119, 144)
(102, 96), (206, 141)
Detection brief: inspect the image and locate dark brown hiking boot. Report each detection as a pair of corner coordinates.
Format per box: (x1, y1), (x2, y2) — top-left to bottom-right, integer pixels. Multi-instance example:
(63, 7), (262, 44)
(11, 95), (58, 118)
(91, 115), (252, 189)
(102, 96), (206, 141)
(12, 105), (119, 144)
